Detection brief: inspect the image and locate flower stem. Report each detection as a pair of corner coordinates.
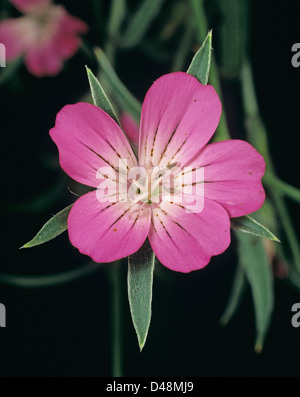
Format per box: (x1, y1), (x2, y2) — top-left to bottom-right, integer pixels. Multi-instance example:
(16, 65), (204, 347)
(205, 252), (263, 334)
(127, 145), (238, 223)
(106, 0), (126, 64)
(110, 261), (123, 377)
(241, 60), (300, 272)
(189, 0), (230, 141)
(95, 48), (142, 122)
(0, 262), (102, 288)
(219, 264), (246, 326)
(171, 12), (195, 72)
(264, 174), (300, 204)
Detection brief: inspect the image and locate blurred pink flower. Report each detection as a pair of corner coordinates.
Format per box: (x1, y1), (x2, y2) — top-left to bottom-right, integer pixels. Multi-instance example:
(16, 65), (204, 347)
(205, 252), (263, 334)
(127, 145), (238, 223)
(120, 112), (139, 148)
(120, 112), (139, 149)
(50, 72), (266, 272)
(0, 0), (88, 77)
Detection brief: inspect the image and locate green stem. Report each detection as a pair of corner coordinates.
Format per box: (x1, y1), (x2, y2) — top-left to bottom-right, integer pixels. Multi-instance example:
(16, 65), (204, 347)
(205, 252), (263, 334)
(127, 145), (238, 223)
(264, 174), (300, 204)
(272, 193), (300, 270)
(106, 0), (126, 63)
(97, 0), (126, 110)
(171, 15), (195, 72)
(189, 0), (230, 141)
(241, 61), (272, 164)
(0, 262), (102, 288)
(190, 0), (207, 39)
(95, 48), (142, 121)
(102, 0), (127, 74)
(190, 0), (300, 272)
(220, 264), (246, 326)
(110, 261), (123, 377)
(241, 60), (300, 272)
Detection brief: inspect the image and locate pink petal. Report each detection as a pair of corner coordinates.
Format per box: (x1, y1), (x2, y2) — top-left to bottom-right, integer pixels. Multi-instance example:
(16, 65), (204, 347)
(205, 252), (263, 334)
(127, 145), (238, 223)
(53, 11), (88, 59)
(3, 4), (88, 77)
(50, 102), (137, 188)
(0, 18), (33, 60)
(23, 7), (87, 76)
(194, 140), (266, 217)
(54, 33), (82, 60)
(203, 180), (265, 218)
(25, 39), (63, 76)
(148, 199), (230, 273)
(10, 0), (51, 14)
(138, 72), (221, 168)
(68, 191), (151, 262)
(120, 112), (139, 147)
(58, 12), (88, 35)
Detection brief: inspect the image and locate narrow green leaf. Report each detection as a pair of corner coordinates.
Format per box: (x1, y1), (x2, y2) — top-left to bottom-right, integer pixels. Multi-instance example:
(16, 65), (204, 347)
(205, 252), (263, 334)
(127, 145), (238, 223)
(21, 204), (73, 248)
(171, 15), (195, 72)
(187, 30), (212, 85)
(120, 0), (165, 49)
(231, 215), (280, 242)
(0, 262), (101, 288)
(86, 66), (119, 124)
(272, 190), (300, 273)
(220, 264), (246, 326)
(189, 0), (230, 141)
(107, 0), (127, 39)
(241, 60), (300, 272)
(264, 173), (300, 204)
(95, 47), (142, 121)
(236, 233), (274, 352)
(110, 261), (123, 377)
(128, 240), (155, 351)
(216, 0), (249, 79)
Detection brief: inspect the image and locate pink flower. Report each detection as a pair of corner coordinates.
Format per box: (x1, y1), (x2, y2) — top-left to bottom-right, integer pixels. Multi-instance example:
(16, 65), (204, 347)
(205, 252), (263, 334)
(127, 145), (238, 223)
(120, 112), (139, 148)
(50, 72), (265, 273)
(0, 0), (88, 77)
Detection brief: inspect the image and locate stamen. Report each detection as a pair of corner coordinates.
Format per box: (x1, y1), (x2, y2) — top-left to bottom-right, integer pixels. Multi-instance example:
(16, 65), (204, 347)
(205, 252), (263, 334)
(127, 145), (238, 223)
(151, 163), (178, 193)
(167, 162), (178, 169)
(130, 190), (149, 204)
(127, 162), (180, 205)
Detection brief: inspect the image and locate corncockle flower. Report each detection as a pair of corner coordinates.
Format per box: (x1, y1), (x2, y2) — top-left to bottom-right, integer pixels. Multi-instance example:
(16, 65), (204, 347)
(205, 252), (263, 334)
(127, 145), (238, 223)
(50, 72), (265, 272)
(0, 0), (88, 77)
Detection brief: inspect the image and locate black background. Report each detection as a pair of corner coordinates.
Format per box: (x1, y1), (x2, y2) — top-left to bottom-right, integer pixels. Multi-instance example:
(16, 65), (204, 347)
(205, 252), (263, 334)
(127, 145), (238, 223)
(0, 0), (300, 376)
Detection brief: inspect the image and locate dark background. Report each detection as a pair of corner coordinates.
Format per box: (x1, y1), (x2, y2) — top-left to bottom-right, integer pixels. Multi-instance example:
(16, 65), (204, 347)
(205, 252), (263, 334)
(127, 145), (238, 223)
(0, 0), (300, 376)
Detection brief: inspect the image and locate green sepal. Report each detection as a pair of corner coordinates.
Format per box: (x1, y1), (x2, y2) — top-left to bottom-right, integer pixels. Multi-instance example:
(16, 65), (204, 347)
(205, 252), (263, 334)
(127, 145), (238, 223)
(21, 204), (73, 248)
(86, 66), (120, 124)
(128, 240), (155, 351)
(187, 30), (212, 85)
(231, 215), (280, 242)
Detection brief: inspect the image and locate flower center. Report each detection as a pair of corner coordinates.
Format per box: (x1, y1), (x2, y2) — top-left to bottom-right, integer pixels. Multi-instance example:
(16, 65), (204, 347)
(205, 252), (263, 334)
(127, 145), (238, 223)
(27, 4), (65, 43)
(129, 163), (178, 206)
